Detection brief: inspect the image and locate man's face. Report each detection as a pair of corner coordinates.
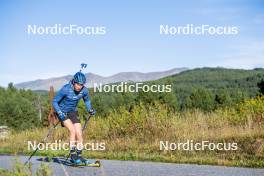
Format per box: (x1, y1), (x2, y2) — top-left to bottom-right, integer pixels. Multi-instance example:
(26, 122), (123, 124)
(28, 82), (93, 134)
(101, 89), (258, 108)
(73, 83), (84, 92)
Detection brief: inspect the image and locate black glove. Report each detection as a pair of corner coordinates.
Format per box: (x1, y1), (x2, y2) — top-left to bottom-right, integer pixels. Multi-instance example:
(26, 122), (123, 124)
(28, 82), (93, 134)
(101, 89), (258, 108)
(88, 109), (96, 116)
(57, 111), (66, 121)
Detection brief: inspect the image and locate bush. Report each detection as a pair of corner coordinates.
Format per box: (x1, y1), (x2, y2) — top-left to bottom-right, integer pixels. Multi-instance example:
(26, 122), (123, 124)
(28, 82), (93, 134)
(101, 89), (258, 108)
(219, 95), (264, 125)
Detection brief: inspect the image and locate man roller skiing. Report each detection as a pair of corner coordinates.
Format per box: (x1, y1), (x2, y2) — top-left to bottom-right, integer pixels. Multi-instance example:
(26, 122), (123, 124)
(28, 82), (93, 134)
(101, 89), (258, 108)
(52, 71), (95, 165)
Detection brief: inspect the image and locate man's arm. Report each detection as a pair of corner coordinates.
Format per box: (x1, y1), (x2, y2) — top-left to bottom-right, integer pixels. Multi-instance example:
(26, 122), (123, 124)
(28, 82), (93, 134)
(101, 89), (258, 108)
(83, 88), (96, 115)
(52, 86), (66, 113)
(83, 88), (92, 111)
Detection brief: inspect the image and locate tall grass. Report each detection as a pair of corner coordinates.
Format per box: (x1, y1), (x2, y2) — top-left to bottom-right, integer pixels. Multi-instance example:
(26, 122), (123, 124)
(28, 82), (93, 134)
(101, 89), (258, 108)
(0, 96), (263, 167)
(0, 159), (52, 176)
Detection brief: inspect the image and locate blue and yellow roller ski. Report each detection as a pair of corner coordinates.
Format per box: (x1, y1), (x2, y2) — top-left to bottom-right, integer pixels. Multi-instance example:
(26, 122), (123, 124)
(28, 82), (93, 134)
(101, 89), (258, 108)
(70, 156), (101, 167)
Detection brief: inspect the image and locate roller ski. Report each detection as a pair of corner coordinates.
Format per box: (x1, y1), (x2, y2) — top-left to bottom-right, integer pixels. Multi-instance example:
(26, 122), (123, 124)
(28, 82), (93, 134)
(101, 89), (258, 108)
(69, 151), (101, 167)
(70, 157), (101, 167)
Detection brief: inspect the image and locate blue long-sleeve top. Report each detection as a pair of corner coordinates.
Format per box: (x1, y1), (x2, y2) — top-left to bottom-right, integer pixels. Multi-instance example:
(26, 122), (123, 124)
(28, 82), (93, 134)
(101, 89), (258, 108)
(52, 82), (92, 113)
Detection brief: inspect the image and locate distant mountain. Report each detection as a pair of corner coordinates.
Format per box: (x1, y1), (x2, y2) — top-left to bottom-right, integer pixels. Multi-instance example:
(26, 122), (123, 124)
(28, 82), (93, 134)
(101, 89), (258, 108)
(14, 68), (188, 91)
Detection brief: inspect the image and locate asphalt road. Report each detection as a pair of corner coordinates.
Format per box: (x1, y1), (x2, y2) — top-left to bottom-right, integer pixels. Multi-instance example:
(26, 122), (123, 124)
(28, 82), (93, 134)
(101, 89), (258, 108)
(0, 155), (264, 176)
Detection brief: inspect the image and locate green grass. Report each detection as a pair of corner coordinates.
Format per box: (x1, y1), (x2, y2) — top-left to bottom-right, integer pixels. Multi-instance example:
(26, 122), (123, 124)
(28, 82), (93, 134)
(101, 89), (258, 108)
(0, 100), (264, 168)
(0, 158), (52, 176)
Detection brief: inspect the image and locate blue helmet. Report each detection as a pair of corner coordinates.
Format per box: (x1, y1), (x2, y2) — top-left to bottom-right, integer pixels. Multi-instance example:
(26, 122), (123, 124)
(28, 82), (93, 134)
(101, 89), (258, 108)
(73, 72), (86, 84)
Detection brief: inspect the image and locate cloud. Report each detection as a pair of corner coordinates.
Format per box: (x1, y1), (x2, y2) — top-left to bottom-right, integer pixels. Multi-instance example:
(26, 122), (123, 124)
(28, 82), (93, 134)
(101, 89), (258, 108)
(191, 5), (242, 20)
(210, 41), (264, 69)
(253, 13), (264, 25)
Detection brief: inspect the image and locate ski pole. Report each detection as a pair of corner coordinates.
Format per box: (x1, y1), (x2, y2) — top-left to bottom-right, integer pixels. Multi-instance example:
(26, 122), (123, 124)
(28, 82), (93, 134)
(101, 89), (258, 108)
(65, 114), (92, 161)
(24, 120), (60, 165)
(82, 114), (92, 131)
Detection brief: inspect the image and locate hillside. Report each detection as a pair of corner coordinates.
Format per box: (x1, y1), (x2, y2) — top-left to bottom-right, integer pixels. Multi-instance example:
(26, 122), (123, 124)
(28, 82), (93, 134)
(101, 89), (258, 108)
(14, 68), (188, 91)
(155, 67), (264, 97)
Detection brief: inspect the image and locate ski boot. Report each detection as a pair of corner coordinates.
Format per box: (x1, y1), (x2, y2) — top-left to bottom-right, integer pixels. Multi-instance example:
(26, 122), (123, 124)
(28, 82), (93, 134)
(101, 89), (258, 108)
(79, 156), (94, 165)
(76, 149), (91, 165)
(78, 155), (101, 167)
(70, 152), (81, 165)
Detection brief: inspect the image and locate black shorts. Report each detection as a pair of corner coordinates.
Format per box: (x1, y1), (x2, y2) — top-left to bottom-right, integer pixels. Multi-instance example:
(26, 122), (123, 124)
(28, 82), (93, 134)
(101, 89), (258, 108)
(60, 111), (81, 127)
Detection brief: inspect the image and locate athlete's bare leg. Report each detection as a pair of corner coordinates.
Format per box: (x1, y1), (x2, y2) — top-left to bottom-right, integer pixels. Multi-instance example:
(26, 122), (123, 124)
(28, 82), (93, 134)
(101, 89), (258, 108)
(63, 119), (76, 148)
(74, 123), (83, 150)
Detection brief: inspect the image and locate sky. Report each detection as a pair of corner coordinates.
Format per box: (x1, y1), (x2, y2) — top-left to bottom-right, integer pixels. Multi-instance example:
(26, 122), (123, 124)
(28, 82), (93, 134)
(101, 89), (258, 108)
(0, 0), (263, 86)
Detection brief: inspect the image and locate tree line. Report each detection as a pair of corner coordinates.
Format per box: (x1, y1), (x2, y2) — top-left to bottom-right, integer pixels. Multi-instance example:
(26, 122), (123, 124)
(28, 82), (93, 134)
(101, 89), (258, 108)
(0, 68), (263, 130)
